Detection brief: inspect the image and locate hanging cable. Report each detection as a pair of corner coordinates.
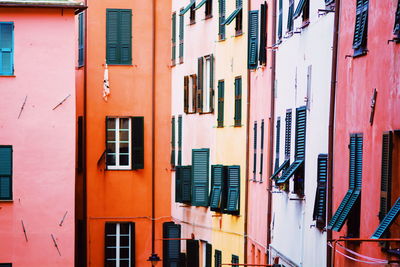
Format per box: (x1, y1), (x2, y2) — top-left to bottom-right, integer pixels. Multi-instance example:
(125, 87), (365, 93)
(328, 242), (388, 265)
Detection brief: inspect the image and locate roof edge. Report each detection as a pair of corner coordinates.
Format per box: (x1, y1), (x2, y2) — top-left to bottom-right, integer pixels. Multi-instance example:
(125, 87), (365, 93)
(0, 1), (87, 12)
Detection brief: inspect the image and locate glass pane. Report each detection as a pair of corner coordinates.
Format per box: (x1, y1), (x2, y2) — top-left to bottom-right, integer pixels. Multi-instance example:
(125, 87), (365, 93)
(107, 143), (116, 153)
(119, 260), (129, 267)
(106, 247), (116, 258)
(119, 118), (129, 129)
(105, 260), (117, 267)
(120, 236), (130, 246)
(107, 118), (116, 129)
(105, 236), (116, 247)
(107, 130), (116, 141)
(119, 131), (129, 141)
(107, 154), (116, 166)
(120, 223), (130, 234)
(120, 155), (129, 166)
(119, 142), (129, 153)
(120, 248), (130, 258)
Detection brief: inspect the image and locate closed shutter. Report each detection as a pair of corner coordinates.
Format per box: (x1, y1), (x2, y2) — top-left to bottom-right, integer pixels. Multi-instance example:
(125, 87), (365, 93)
(226, 166), (240, 213)
(197, 57), (204, 113)
(260, 119), (265, 181)
(313, 154), (328, 228)
(293, 0), (306, 19)
(210, 165), (224, 210)
(209, 54), (215, 112)
(206, 243), (212, 267)
(186, 239), (199, 267)
(259, 2), (267, 65)
(184, 76), (189, 113)
(352, 0), (369, 55)
(179, 12), (184, 62)
(287, 0), (294, 32)
(192, 74), (198, 113)
(131, 117), (144, 169)
(78, 13), (85, 67)
(295, 106), (306, 160)
(0, 146), (12, 200)
(106, 10), (119, 64)
(175, 166), (182, 203)
(248, 10), (259, 69)
(172, 13), (176, 64)
(231, 255), (239, 265)
(163, 222), (181, 267)
(274, 117), (281, 171)
(106, 9), (132, 65)
(234, 78), (242, 127)
(214, 250), (222, 267)
(253, 121), (258, 180)
(0, 22), (14, 75)
(219, 0), (226, 40)
(394, 0), (400, 38)
(217, 80), (225, 127)
(178, 116), (182, 166)
(120, 10), (132, 64)
(171, 117), (176, 167)
(191, 149), (210, 206)
(277, 0), (283, 40)
(285, 110), (292, 160)
(379, 132), (393, 221)
(181, 166), (192, 203)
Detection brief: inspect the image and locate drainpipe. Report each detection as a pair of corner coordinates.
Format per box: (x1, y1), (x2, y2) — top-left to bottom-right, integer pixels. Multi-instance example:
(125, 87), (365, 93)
(83, 1), (88, 266)
(327, 0), (340, 266)
(267, 0), (277, 261)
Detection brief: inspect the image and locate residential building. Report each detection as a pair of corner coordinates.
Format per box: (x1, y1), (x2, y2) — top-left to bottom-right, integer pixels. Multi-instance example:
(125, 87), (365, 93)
(269, 0), (334, 266)
(0, 1), (85, 266)
(75, 0), (172, 266)
(330, 0), (400, 265)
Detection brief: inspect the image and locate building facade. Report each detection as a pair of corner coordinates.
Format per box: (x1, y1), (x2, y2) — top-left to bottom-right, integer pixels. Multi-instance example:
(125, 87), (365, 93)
(269, 0), (334, 266)
(330, 0), (400, 265)
(0, 1), (85, 266)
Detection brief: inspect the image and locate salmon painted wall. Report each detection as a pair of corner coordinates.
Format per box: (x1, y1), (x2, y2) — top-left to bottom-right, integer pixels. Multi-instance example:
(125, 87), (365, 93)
(333, 0), (400, 265)
(247, 0), (274, 264)
(83, 0), (171, 266)
(0, 8), (76, 266)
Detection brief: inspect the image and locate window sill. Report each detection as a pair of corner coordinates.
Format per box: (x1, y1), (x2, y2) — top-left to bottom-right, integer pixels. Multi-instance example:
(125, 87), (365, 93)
(0, 200), (13, 202)
(235, 31), (243, 37)
(353, 48), (368, 58)
(106, 64), (134, 66)
(218, 37), (226, 42)
(189, 20), (196, 25)
(205, 14), (213, 20)
(199, 111), (214, 115)
(0, 75), (16, 78)
(301, 20), (310, 29)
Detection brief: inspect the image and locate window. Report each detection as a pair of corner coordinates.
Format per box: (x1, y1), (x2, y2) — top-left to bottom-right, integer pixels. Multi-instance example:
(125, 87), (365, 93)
(293, 0), (309, 27)
(191, 149), (210, 207)
(179, 11), (184, 63)
(0, 22), (14, 76)
(352, 0), (369, 57)
(287, 0), (294, 33)
(221, 0), (242, 36)
(190, 3), (196, 24)
(0, 146), (12, 201)
(78, 12), (85, 67)
(231, 255), (239, 265)
(198, 55), (214, 113)
(248, 10), (259, 69)
(259, 2), (267, 65)
(105, 222), (135, 267)
(77, 116), (83, 172)
(217, 80), (225, 127)
(313, 154), (328, 229)
(187, 239), (200, 267)
(200, 241), (212, 267)
(379, 132), (393, 222)
(175, 165), (192, 203)
(259, 119), (265, 181)
(163, 222), (181, 267)
(171, 12), (176, 66)
(106, 117), (144, 170)
(205, 0), (213, 18)
(226, 166), (240, 214)
(214, 250), (222, 267)
(178, 116), (182, 166)
(253, 121), (258, 181)
(394, 0), (400, 41)
(277, 0), (283, 40)
(234, 77), (242, 127)
(328, 134), (363, 236)
(106, 9), (132, 65)
(306, 65), (312, 110)
(171, 116), (176, 167)
(218, 0), (226, 40)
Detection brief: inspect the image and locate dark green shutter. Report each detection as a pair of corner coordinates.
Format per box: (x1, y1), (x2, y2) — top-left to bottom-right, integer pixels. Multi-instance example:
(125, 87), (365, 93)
(234, 78), (242, 127)
(219, 0), (226, 40)
(293, 0), (307, 19)
(186, 239), (199, 267)
(214, 250), (222, 267)
(274, 117), (281, 171)
(171, 116), (176, 167)
(182, 166), (192, 203)
(197, 57), (204, 113)
(248, 10), (259, 69)
(371, 197), (400, 239)
(231, 255), (239, 265)
(184, 76), (189, 113)
(379, 132), (393, 221)
(259, 119), (265, 181)
(276, 159), (303, 184)
(217, 80), (225, 127)
(259, 2), (267, 65)
(226, 166), (240, 213)
(78, 13), (85, 67)
(0, 22), (14, 76)
(253, 121), (257, 180)
(210, 54), (215, 112)
(175, 166), (182, 203)
(0, 146), (12, 200)
(352, 0), (369, 56)
(132, 117), (144, 169)
(206, 243), (212, 267)
(180, 253), (187, 267)
(270, 159), (290, 180)
(179, 12), (184, 62)
(284, 110), (292, 160)
(119, 10), (132, 64)
(192, 149), (210, 206)
(106, 9), (132, 65)
(295, 106), (306, 160)
(287, 0), (294, 32)
(172, 13), (176, 63)
(394, 0), (400, 38)
(210, 165), (224, 210)
(313, 154), (328, 228)
(178, 116), (182, 166)
(277, 0), (283, 40)
(163, 222), (181, 267)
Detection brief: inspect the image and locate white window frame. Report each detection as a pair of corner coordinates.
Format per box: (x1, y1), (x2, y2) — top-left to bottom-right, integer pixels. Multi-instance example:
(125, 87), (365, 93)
(107, 117), (132, 170)
(105, 223), (132, 267)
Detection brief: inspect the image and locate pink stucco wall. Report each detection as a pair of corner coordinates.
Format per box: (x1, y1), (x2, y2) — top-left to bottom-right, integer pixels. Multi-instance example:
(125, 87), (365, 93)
(0, 8), (76, 266)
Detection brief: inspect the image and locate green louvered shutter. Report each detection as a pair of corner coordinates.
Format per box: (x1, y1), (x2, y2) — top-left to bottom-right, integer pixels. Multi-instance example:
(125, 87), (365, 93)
(259, 119), (265, 181)
(178, 116), (182, 166)
(132, 117), (144, 169)
(163, 222), (181, 267)
(274, 117), (281, 171)
(171, 13), (176, 64)
(394, 0), (400, 38)
(219, 0), (226, 40)
(120, 10), (132, 64)
(106, 9), (132, 65)
(313, 154), (328, 228)
(181, 166), (192, 203)
(352, 0), (369, 56)
(210, 54), (215, 113)
(197, 57), (204, 113)
(210, 165), (224, 210)
(106, 10), (120, 64)
(379, 132), (393, 221)
(277, 0), (283, 40)
(248, 10), (259, 69)
(295, 106), (306, 160)
(287, 0), (294, 32)
(217, 80), (225, 127)
(226, 166), (240, 213)
(214, 250), (222, 267)
(175, 166), (182, 203)
(0, 146), (12, 200)
(234, 77), (242, 127)
(171, 116), (176, 167)
(192, 149), (210, 206)
(0, 22), (14, 76)
(179, 12), (184, 62)
(78, 13), (85, 67)
(206, 243), (212, 267)
(253, 121), (258, 180)
(186, 240), (199, 267)
(285, 110), (292, 160)
(232, 255), (239, 265)
(259, 2), (267, 65)
(371, 197), (400, 239)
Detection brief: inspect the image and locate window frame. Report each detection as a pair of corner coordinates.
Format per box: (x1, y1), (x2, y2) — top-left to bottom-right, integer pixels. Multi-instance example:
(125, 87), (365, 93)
(104, 222), (134, 267)
(106, 117), (132, 170)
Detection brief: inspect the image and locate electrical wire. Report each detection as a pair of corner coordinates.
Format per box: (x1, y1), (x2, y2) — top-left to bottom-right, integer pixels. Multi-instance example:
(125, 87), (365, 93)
(328, 242), (388, 265)
(336, 243), (387, 263)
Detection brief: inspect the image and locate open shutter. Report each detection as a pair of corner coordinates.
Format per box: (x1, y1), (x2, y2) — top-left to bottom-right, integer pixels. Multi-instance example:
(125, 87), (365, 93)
(0, 146), (12, 200)
(352, 0), (369, 55)
(260, 119), (265, 181)
(175, 166), (182, 203)
(171, 13), (176, 63)
(78, 13), (85, 67)
(181, 166), (192, 203)
(219, 0), (226, 40)
(186, 239), (199, 267)
(274, 117), (281, 171)
(106, 10), (120, 64)
(313, 154), (328, 228)
(285, 110), (292, 160)
(394, 0), (400, 37)
(120, 10), (132, 64)
(277, 0), (283, 40)
(217, 80), (224, 127)
(178, 116), (182, 166)
(184, 76), (189, 113)
(371, 197), (400, 239)
(0, 22), (14, 75)
(259, 2), (267, 65)
(163, 222), (181, 267)
(379, 132), (393, 221)
(179, 12), (184, 61)
(234, 78), (242, 127)
(209, 54), (214, 112)
(287, 0), (294, 31)
(192, 149), (210, 206)
(253, 121), (258, 180)
(130, 222), (136, 266)
(197, 57), (204, 113)
(210, 165), (224, 210)
(248, 10), (259, 69)
(226, 166), (240, 213)
(276, 159), (303, 184)
(206, 243), (212, 267)
(132, 117), (144, 169)
(171, 117), (176, 167)
(295, 106), (306, 160)
(214, 250), (222, 267)
(192, 74), (198, 113)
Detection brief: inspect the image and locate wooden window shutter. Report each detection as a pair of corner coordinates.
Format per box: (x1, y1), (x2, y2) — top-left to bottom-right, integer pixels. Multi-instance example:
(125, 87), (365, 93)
(214, 250), (222, 267)
(284, 110), (292, 160)
(234, 77), (242, 127)
(175, 166), (182, 203)
(217, 80), (225, 127)
(218, 0), (226, 40)
(78, 13), (85, 67)
(191, 149), (210, 206)
(231, 255), (239, 264)
(132, 117), (144, 169)
(171, 13), (176, 64)
(197, 57), (204, 113)
(226, 166), (240, 214)
(171, 116), (176, 167)
(379, 132), (393, 221)
(0, 146), (12, 200)
(119, 10), (132, 64)
(209, 54), (215, 112)
(106, 9), (132, 65)
(210, 165), (225, 210)
(295, 106), (306, 160)
(352, 0), (369, 56)
(179, 12), (184, 62)
(186, 239), (199, 267)
(0, 22), (14, 75)
(205, 243), (212, 267)
(192, 74), (198, 113)
(394, 0), (400, 38)
(130, 222), (136, 266)
(313, 154), (328, 229)
(371, 197), (400, 239)
(248, 10), (259, 69)
(181, 165), (192, 203)
(277, 0), (283, 40)
(287, 0), (294, 32)
(274, 117), (281, 171)
(178, 116), (182, 166)
(184, 76), (189, 113)
(253, 121), (258, 180)
(163, 222), (181, 267)
(259, 119), (265, 181)
(259, 2), (267, 65)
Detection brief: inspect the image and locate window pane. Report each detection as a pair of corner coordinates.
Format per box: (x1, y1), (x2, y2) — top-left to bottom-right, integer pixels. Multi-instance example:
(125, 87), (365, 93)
(120, 131), (129, 141)
(120, 223), (130, 234)
(107, 154), (116, 165)
(105, 235), (116, 246)
(120, 236), (130, 246)
(106, 247), (116, 258)
(105, 259), (117, 267)
(107, 118), (116, 129)
(120, 260), (130, 267)
(107, 130), (116, 141)
(120, 155), (129, 166)
(107, 143), (116, 153)
(120, 248), (130, 258)
(120, 142), (129, 153)
(119, 118), (130, 129)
